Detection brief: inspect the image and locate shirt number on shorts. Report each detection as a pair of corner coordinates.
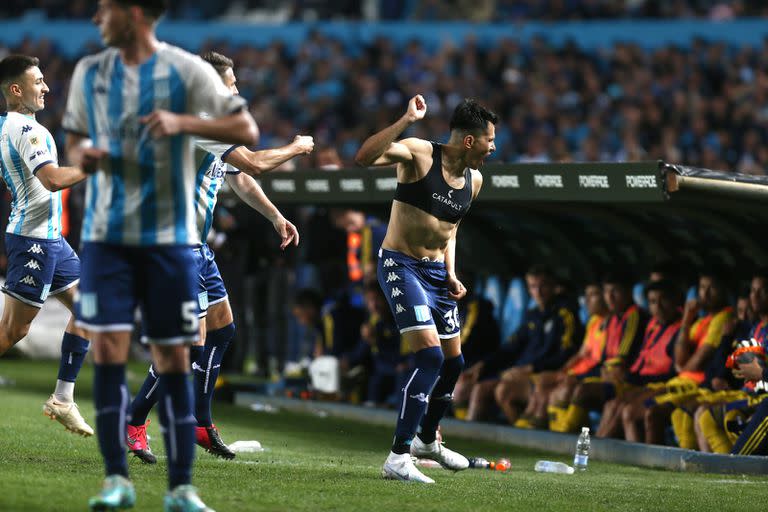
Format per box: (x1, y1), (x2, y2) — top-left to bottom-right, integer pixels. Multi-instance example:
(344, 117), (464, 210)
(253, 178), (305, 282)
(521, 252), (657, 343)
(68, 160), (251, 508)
(443, 307), (459, 333)
(181, 300), (199, 333)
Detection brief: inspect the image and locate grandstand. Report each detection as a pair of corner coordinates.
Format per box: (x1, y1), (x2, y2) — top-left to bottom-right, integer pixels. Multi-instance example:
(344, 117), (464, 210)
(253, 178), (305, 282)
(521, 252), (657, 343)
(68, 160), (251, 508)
(1, 1), (768, 511)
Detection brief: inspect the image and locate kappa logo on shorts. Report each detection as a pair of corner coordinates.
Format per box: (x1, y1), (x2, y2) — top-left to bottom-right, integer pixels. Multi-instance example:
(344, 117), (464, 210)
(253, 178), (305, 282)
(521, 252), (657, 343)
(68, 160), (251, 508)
(395, 303), (406, 314)
(391, 287), (403, 298)
(414, 305), (431, 322)
(383, 258), (397, 268)
(27, 244), (44, 255)
(409, 393), (429, 403)
(19, 275), (36, 286)
(24, 259), (42, 271)
(385, 272), (400, 283)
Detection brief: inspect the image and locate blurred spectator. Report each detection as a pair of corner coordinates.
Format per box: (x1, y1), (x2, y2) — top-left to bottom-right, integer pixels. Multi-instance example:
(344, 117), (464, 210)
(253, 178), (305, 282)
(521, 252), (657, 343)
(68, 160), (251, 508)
(343, 281), (411, 407)
(291, 287), (366, 359)
(461, 264), (580, 424)
(452, 284), (504, 419)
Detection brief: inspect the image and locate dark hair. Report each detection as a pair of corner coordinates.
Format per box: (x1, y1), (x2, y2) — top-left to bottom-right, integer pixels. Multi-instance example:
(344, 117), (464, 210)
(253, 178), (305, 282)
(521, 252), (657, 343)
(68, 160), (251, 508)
(114, 0), (167, 19)
(752, 268), (768, 284)
(602, 268), (635, 289)
(0, 55), (39, 91)
(699, 264), (730, 289)
(201, 51), (234, 75)
(449, 98), (498, 135)
(293, 288), (323, 310)
(645, 279), (677, 299)
(526, 263), (554, 281)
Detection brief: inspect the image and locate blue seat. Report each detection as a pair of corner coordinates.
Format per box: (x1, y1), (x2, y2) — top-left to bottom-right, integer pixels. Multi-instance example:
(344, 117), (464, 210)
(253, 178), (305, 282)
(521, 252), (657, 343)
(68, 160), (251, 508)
(633, 282), (647, 309)
(500, 277), (528, 342)
(482, 275), (505, 324)
(578, 294), (589, 326)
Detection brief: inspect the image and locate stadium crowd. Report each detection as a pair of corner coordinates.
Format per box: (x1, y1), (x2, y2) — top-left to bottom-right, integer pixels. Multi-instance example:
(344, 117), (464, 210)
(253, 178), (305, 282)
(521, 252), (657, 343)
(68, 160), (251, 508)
(1, 29), (767, 174)
(2, 0), (767, 21)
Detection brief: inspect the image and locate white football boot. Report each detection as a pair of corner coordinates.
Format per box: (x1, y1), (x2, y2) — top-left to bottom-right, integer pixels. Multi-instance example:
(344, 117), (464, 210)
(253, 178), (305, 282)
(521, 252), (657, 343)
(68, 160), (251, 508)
(410, 436), (469, 471)
(381, 452), (435, 483)
(43, 394), (94, 436)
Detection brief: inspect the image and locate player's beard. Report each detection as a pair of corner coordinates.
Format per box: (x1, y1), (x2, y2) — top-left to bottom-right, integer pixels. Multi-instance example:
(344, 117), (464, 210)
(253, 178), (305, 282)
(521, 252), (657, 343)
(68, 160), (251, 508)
(105, 19), (136, 48)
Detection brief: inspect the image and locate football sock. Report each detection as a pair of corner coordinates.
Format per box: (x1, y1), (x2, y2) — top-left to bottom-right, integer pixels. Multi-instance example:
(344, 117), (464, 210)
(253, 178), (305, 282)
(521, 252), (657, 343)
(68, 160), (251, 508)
(418, 354), (464, 444)
(548, 404), (568, 431)
(194, 323), (234, 427)
(671, 408), (696, 449)
(698, 407), (732, 454)
(55, 332), (89, 402)
(391, 346), (443, 454)
(94, 364), (129, 477)
(157, 372), (196, 489)
(128, 365), (159, 427)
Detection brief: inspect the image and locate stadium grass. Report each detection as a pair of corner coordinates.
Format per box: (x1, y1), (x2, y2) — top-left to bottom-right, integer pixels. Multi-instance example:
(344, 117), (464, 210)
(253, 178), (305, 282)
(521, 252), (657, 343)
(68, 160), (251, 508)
(0, 360), (766, 512)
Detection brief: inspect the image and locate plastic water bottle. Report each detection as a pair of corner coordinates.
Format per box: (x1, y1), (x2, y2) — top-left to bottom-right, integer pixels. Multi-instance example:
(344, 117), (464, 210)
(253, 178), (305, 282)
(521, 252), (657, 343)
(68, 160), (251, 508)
(468, 457), (490, 469)
(534, 460), (575, 474)
(574, 426), (590, 470)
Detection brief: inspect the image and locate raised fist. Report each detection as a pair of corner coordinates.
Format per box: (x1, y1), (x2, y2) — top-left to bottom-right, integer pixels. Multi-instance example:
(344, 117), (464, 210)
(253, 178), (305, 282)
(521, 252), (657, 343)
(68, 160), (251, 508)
(405, 94), (427, 122)
(292, 135), (314, 154)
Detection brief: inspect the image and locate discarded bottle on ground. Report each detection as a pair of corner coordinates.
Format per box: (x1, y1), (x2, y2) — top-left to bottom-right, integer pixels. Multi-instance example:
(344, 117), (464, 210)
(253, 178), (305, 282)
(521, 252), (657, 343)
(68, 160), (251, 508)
(534, 460), (574, 474)
(574, 426), (590, 471)
(468, 457), (490, 469)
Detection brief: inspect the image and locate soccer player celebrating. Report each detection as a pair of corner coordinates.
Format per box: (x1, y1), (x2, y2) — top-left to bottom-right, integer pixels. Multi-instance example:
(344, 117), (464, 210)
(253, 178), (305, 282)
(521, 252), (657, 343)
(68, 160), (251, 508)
(126, 50), (311, 463)
(0, 54), (96, 436)
(355, 95), (496, 483)
(63, 1), (258, 510)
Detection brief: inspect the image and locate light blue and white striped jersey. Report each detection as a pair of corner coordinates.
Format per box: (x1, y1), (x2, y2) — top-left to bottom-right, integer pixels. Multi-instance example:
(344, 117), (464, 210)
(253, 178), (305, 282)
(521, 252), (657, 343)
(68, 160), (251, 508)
(0, 112), (62, 239)
(62, 43), (246, 246)
(193, 139), (241, 243)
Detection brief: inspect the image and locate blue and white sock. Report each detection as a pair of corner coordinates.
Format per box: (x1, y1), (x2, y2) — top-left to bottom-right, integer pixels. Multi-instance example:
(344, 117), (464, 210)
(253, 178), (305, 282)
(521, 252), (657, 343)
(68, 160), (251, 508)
(54, 332), (89, 402)
(391, 346), (443, 454)
(157, 372), (196, 489)
(194, 323), (234, 427)
(418, 354), (464, 444)
(94, 363), (129, 477)
(127, 364), (159, 427)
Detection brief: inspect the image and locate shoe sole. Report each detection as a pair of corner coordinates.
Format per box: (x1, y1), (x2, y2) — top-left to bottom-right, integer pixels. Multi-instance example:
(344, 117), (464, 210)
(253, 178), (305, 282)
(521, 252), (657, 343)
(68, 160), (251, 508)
(411, 453), (468, 471)
(381, 467), (434, 483)
(202, 446), (236, 460)
(129, 450), (157, 464)
(89, 499), (135, 511)
(43, 408), (94, 437)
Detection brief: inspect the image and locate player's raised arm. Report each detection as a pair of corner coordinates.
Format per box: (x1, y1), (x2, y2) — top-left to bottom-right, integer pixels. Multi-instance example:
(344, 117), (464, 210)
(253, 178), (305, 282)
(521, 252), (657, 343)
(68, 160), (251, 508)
(355, 94), (428, 167)
(225, 172), (299, 249)
(224, 135), (314, 176)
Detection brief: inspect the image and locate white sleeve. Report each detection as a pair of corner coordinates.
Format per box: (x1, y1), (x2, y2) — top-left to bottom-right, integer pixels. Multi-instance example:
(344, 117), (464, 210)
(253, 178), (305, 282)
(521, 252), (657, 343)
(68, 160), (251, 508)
(62, 58), (90, 136)
(194, 137), (241, 162)
(14, 123), (57, 175)
(187, 58), (246, 117)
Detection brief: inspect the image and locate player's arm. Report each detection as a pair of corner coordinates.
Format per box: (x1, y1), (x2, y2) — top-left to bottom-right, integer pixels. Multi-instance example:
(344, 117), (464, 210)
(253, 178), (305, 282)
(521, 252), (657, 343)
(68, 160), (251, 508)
(224, 135), (314, 177)
(140, 109), (258, 146)
(354, 95), (429, 167)
(34, 163), (87, 192)
(225, 172), (298, 250)
(64, 133), (105, 178)
(444, 223), (466, 300)
(674, 298), (699, 368)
